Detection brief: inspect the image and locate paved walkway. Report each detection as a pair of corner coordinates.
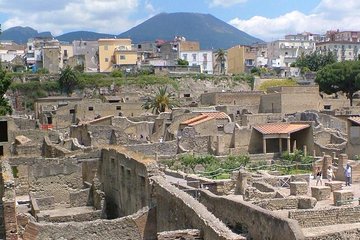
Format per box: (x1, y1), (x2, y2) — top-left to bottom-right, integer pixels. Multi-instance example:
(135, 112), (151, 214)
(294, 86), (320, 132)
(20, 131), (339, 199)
(303, 222), (360, 238)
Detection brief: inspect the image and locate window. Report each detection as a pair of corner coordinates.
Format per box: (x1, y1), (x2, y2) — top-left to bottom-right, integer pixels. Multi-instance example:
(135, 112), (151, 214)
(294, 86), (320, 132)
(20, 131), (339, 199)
(183, 54), (187, 60)
(203, 53), (207, 61)
(120, 55), (126, 60)
(88, 106), (94, 111)
(183, 93), (190, 97)
(324, 105), (331, 110)
(29, 46), (32, 51)
(69, 109), (75, 114)
(116, 106), (122, 110)
(104, 45), (108, 50)
(105, 58), (109, 62)
(64, 50), (68, 57)
(192, 54), (196, 61)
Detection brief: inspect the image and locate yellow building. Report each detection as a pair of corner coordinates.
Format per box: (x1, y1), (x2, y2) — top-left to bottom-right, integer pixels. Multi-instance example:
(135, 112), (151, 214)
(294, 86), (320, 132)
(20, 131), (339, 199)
(227, 45), (256, 74)
(60, 44), (74, 69)
(98, 38), (137, 72)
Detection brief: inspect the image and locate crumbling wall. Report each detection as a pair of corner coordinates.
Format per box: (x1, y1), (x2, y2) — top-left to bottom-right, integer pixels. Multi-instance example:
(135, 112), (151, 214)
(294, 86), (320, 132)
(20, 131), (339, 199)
(28, 158), (83, 207)
(197, 189), (305, 240)
(288, 206), (360, 228)
(0, 159), (18, 240)
(22, 208), (154, 240)
(124, 141), (178, 157)
(99, 148), (159, 218)
(152, 176), (245, 240)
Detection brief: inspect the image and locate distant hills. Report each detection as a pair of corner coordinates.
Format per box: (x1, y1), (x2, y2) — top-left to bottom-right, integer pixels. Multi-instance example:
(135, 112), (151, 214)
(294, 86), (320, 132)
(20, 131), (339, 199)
(0, 12), (263, 49)
(0, 26), (52, 44)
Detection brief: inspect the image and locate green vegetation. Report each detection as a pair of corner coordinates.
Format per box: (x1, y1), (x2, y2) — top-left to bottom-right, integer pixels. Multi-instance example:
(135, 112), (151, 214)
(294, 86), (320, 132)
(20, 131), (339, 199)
(177, 58), (189, 66)
(258, 78), (298, 91)
(215, 49), (226, 74)
(59, 66), (81, 96)
(173, 154), (250, 179)
(232, 73), (255, 90)
(142, 86), (178, 114)
(0, 67), (12, 115)
(293, 51), (337, 73)
(316, 60), (360, 106)
(110, 69), (123, 78)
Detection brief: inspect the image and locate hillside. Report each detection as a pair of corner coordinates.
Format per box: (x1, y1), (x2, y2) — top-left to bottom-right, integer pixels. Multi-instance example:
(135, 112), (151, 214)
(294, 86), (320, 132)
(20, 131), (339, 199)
(0, 26), (52, 44)
(119, 12), (263, 49)
(56, 31), (115, 42)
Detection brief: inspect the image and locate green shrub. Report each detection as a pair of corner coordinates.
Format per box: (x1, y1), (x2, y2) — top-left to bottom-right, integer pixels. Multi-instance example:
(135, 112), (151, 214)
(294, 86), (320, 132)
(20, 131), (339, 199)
(258, 79), (298, 91)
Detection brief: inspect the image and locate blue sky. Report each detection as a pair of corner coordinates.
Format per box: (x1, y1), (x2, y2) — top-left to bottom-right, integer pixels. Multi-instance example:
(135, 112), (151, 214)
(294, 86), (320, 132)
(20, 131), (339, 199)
(0, 0), (359, 41)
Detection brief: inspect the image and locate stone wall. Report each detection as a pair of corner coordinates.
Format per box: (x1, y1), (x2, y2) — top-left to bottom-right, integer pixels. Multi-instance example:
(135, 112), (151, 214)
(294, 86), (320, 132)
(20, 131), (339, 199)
(28, 158), (83, 206)
(99, 148), (159, 218)
(152, 176), (245, 240)
(197, 189), (305, 240)
(200, 91), (262, 107)
(124, 141), (178, 157)
(0, 159), (18, 240)
(288, 206), (360, 228)
(22, 207), (155, 240)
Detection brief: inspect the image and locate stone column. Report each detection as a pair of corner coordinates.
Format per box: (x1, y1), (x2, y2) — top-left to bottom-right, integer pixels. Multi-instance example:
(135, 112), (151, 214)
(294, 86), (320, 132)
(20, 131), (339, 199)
(287, 137), (291, 153)
(279, 138), (282, 153)
(235, 170), (251, 195)
(263, 137), (267, 154)
(322, 155), (332, 179)
(303, 145), (307, 157)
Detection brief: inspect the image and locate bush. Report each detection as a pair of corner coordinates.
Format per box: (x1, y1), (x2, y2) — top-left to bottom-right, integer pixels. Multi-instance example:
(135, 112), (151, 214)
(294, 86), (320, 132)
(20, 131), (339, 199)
(110, 69), (123, 78)
(258, 79), (298, 91)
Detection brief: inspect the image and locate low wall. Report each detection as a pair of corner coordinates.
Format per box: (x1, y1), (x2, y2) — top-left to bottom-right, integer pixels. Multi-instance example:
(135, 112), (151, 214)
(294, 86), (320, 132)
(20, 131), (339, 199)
(197, 189), (305, 240)
(124, 141), (178, 156)
(288, 206), (360, 228)
(152, 176), (245, 240)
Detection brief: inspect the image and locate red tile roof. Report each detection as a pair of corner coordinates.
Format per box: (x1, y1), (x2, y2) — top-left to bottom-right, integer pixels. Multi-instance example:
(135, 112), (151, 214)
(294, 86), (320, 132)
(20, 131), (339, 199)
(348, 117), (360, 125)
(181, 115), (214, 126)
(201, 112), (230, 120)
(253, 123), (310, 135)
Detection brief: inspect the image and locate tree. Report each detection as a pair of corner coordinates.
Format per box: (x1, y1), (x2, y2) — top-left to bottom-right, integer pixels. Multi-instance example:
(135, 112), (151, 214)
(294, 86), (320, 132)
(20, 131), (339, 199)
(293, 51), (337, 73)
(142, 86), (178, 114)
(58, 66), (80, 96)
(0, 67), (12, 115)
(316, 60), (360, 106)
(215, 49), (226, 74)
(177, 59), (189, 66)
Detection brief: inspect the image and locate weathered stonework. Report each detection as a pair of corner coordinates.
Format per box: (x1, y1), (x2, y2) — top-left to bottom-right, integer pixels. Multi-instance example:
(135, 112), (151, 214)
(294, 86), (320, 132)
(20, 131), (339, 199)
(311, 186), (331, 201)
(290, 182), (308, 196)
(333, 190), (354, 206)
(325, 181), (343, 192)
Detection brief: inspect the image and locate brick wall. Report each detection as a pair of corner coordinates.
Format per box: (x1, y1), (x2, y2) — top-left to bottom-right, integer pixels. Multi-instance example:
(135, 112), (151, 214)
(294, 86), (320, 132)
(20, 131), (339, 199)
(288, 206), (360, 228)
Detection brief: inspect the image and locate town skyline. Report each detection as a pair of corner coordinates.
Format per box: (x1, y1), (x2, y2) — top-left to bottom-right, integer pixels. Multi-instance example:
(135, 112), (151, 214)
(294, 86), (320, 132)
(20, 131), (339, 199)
(1, 0), (360, 41)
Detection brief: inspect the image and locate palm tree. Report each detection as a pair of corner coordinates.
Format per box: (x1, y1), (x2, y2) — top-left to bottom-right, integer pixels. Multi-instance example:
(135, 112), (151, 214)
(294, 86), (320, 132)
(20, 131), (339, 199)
(59, 66), (79, 96)
(142, 86), (178, 114)
(215, 49), (226, 74)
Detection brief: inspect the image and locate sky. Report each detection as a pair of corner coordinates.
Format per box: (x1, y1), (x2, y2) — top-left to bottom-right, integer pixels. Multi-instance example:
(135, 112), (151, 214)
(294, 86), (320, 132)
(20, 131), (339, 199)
(1, 0), (360, 41)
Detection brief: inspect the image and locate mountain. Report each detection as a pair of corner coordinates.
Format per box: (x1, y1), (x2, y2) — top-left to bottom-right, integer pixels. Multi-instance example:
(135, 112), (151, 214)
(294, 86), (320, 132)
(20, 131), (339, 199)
(56, 31), (115, 42)
(1, 13), (263, 48)
(119, 12), (263, 49)
(0, 26), (52, 44)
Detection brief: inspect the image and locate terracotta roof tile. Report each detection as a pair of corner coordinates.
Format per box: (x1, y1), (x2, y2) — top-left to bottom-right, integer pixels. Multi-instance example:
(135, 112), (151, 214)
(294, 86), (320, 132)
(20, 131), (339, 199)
(348, 117), (360, 125)
(181, 115), (214, 126)
(253, 123), (310, 135)
(201, 112), (230, 120)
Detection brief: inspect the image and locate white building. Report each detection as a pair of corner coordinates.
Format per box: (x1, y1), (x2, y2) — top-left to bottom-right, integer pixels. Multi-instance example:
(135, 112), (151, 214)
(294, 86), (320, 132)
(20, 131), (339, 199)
(180, 50), (213, 74)
(0, 41), (25, 62)
(267, 39), (316, 68)
(316, 41), (360, 62)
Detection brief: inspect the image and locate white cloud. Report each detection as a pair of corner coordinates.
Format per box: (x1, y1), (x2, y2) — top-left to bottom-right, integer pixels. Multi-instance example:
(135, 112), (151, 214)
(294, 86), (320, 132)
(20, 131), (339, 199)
(210, 0), (247, 8)
(229, 0), (360, 41)
(0, 0), (141, 35)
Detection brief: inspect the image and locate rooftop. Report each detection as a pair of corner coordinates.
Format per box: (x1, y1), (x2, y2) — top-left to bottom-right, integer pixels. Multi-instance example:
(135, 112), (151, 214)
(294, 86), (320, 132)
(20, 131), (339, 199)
(253, 123), (310, 135)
